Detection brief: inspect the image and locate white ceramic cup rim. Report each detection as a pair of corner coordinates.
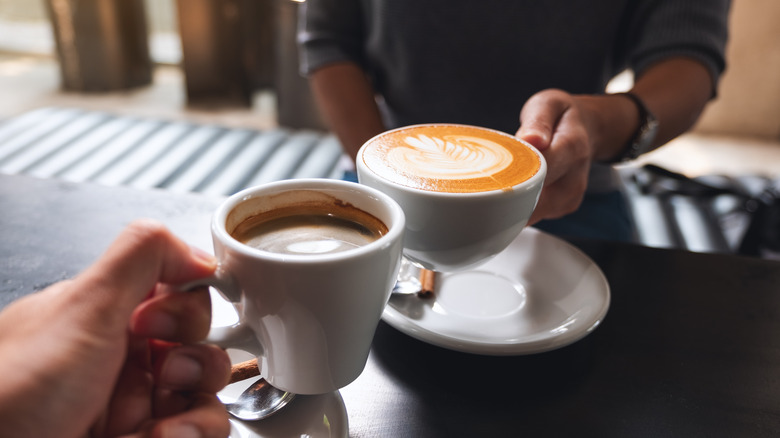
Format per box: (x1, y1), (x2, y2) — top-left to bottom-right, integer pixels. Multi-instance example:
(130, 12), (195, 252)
(357, 123), (548, 198)
(211, 178), (406, 264)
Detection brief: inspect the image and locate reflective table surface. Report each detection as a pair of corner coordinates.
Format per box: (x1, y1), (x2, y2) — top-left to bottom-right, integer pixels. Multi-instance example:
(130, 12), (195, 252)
(2, 174), (780, 437)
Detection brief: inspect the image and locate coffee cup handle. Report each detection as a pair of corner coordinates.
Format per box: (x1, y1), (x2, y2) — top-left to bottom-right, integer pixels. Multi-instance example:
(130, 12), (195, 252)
(180, 270), (264, 357)
(182, 265), (240, 302)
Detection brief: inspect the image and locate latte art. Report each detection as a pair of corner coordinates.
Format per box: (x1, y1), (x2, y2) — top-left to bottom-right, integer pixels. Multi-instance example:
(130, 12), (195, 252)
(390, 134), (513, 180)
(361, 124), (540, 193)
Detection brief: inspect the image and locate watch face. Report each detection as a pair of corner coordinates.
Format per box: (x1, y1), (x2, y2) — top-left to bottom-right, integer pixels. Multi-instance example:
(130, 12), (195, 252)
(611, 92), (658, 162)
(636, 116), (659, 154)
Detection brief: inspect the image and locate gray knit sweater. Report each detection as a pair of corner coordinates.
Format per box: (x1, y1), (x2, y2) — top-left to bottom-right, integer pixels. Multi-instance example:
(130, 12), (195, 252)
(299, 0), (730, 190)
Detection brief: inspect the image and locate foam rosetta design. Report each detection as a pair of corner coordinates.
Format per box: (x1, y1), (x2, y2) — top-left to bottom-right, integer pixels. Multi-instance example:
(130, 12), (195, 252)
(361, 124), (541, 193)
(389, 134), (513, 180)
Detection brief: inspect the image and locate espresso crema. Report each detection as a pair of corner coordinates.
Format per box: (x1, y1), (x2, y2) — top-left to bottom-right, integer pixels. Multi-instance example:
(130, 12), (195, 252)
(230, 202), (388, 256)
(361, 124), (541, 193)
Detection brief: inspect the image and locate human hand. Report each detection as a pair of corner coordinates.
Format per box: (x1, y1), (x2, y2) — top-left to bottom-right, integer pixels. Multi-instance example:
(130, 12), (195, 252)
(517, 89), (599, 225)
(0, 220), (231, 438)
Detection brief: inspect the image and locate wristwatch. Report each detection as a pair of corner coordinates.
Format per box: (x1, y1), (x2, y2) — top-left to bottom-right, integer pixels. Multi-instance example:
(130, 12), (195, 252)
(612, 92), (659, 162)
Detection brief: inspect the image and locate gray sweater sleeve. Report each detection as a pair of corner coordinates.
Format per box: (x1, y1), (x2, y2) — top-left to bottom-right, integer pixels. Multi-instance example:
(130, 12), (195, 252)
(297, 0), (366, 75)
(626, 0), (730, 93)
(299, 0), (729, 89)
(298, 0), (729, 138)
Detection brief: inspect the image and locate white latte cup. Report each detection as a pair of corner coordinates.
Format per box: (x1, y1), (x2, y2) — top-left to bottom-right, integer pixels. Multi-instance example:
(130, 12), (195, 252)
(357, 124), (546, 272)
(186, 179), (405, 394)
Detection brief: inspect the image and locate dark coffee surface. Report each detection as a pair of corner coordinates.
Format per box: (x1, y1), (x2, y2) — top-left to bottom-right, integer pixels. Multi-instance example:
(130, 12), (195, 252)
(231, 203), (387, 255)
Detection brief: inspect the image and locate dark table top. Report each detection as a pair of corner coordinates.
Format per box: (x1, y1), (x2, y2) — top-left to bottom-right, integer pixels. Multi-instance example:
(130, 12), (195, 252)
(2, 174), (780, 437)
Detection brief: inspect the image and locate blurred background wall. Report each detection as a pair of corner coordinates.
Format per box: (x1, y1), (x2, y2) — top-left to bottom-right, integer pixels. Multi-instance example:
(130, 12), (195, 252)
(0, 0), (324, 130)
(0, 0), (777, 141)
(694, 0), (780, 141)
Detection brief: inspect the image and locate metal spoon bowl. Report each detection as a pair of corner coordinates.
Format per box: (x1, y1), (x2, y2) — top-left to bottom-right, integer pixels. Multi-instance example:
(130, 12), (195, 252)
(392, 257), (422, 295)
(224, 378), (296, 421)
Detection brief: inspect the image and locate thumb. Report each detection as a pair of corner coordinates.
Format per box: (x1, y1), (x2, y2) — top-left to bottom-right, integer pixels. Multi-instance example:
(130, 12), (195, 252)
(68, 220), (216, 336)
(517, 89), (571, 151)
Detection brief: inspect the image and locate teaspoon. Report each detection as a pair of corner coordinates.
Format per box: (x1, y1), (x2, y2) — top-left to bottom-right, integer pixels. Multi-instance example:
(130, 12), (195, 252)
(224, 378), (296, 421)
(392, 257), (421, 295)
(392, 258), (435, 297)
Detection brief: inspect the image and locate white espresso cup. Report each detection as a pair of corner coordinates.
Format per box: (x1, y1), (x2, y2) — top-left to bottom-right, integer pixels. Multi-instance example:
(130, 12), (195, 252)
(357, 124), (546, 272)
(189, 179), (405, 395)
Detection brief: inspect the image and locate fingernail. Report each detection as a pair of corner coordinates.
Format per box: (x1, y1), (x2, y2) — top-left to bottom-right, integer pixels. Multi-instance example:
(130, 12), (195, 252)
(190, 246), (216, 267)
(162, 423), (201, 438)
(162, 353), (203, 387)
(143, 312), (178, 339)
(519, 132), (548, 150)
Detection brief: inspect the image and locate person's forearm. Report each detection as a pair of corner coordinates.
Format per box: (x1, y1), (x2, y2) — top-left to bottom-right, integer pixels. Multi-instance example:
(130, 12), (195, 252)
(309, 62), (386, 161)
(631, 56), (714, 147)
(585, 56), (714, 162)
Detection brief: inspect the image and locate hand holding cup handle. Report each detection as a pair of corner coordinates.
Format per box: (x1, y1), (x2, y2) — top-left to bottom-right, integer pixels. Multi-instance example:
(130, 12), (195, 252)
(181, 272), (263, 357)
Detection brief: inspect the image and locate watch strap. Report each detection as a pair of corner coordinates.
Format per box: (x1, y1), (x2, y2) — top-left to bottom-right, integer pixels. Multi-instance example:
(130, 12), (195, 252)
(611, 92), (658, 163)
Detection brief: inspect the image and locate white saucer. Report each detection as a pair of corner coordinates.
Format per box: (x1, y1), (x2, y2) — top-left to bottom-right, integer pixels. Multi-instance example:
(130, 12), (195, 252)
(211, 310), (349, 438)
(382, 227), (610, 355)
(222, 374), (348, 438)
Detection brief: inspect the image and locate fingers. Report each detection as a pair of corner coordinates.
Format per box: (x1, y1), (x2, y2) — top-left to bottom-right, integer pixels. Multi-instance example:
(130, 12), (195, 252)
(517, 89), (572, 151)
(130, 286), (212, 344)
(518, 90), (593, 223)
(95, 331), (229, 437)
(155, 344), (231, 394)
(71, 220), (216, 335)
(528, 169), (588, 225)
(151, 344), (231, 424)
(528, 125), (591, 223)
(149, 392), (231, 438)
(540, 122), (588, 179)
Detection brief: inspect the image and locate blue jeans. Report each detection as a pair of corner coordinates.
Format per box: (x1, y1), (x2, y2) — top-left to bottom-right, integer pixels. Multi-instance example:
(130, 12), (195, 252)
(534, 191), (635, 243)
